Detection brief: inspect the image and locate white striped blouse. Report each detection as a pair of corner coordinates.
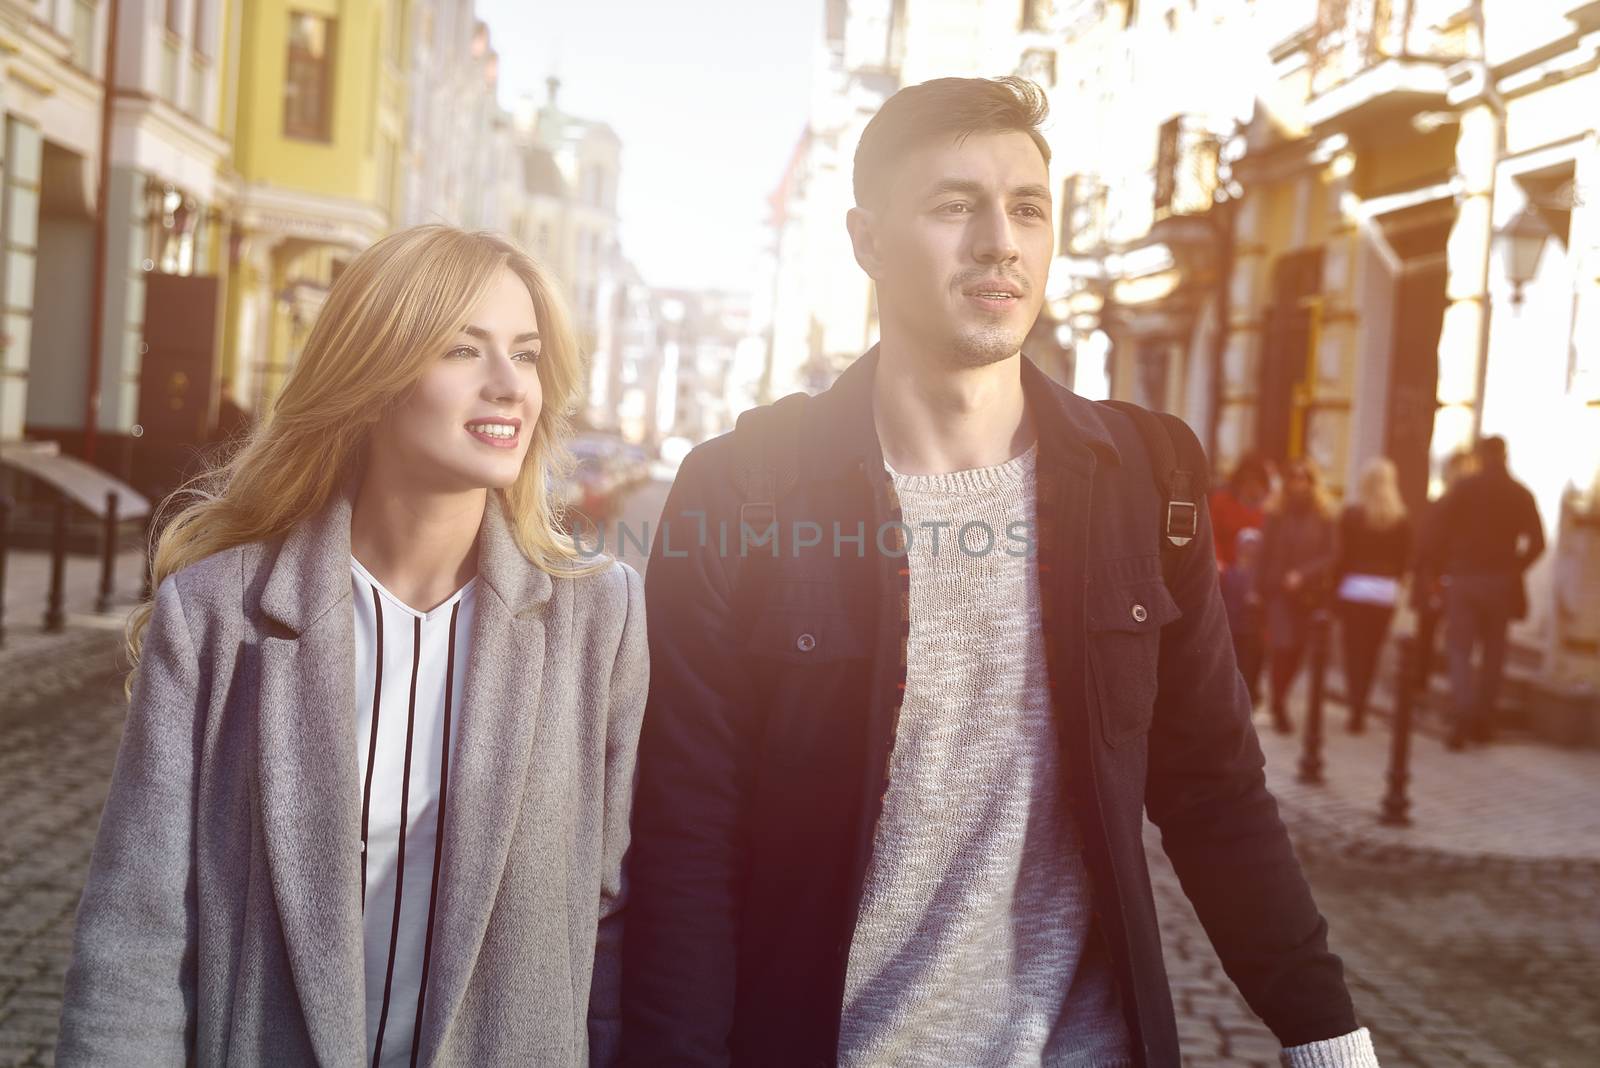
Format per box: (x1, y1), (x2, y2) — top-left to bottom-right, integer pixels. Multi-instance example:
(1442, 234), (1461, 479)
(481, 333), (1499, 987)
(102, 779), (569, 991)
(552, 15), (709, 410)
(350, 556), (477, 1068)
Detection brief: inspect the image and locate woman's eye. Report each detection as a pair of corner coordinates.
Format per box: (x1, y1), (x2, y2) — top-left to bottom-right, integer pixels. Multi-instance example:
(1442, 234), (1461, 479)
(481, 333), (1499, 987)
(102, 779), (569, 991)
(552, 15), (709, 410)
(512, 349), (542, 363)
(446, 345), (479, 360)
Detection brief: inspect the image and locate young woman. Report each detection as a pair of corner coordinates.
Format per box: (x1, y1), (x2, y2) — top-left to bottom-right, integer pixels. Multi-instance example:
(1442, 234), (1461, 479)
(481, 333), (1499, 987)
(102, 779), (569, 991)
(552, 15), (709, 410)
(1257, 458), (1337, 733)
(1332, 458), (1412, 733)
(56, 226), (646, 1067)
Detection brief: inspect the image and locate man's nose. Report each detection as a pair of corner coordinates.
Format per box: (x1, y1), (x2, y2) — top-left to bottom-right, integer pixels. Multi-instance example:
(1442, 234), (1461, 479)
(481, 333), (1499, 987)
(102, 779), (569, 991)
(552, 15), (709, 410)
(971, 205), (1020, 264)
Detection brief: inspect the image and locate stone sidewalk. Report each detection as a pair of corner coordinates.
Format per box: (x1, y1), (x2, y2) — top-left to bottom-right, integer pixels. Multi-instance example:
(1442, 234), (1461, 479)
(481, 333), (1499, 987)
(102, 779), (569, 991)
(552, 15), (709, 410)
(1253, 699), (1600, 870)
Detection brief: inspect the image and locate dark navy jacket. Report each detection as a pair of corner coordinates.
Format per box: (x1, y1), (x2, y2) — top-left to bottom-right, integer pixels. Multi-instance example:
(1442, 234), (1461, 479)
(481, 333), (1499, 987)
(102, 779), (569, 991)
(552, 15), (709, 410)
(620, 348), (1357, 1067)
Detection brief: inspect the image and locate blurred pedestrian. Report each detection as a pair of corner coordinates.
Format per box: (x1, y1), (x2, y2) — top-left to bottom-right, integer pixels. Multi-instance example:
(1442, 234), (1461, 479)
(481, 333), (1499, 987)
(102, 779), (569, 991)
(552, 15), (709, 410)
(1258, 458), (1337, 733)
(1420, 435), (1545, 749)
(1221, 527), (1266, 705)
(1332, 458), (1411, 734)
(1210, 451), (1272, 570)
(1410, 448), (1477, 693)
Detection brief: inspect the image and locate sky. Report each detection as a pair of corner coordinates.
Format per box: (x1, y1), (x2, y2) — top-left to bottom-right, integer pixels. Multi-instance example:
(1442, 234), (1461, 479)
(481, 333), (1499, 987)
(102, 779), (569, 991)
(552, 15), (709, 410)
(476, 0), (823, 294)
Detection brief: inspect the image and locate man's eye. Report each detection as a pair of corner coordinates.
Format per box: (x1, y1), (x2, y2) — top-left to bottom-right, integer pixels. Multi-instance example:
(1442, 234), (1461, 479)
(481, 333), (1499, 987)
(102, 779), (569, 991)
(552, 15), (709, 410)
(512, 349), (542, 363)
(1015, 204), (1046, 219)
(940, 202), (972, 214)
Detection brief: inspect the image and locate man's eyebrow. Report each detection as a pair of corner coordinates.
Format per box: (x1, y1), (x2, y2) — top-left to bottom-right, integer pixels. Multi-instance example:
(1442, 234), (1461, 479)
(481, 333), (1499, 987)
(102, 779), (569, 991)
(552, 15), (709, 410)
(923, 179), (1052, 200)
(462, 326), (541, 343)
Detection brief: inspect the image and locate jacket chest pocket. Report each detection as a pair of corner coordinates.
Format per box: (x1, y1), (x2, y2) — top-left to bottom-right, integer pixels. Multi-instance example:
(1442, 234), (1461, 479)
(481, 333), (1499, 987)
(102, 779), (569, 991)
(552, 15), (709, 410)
(745, 601), (871, 768)
(1087, 572), (1181, 746)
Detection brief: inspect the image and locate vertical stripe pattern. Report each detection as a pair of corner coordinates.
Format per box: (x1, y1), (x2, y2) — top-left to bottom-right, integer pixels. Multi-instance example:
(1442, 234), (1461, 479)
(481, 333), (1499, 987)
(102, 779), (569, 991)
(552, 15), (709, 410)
(409, 601), (460, 1066)
(350, 559), (475, 1068)
(360, 584), (385, 910)
(371, 616), (424, 1067)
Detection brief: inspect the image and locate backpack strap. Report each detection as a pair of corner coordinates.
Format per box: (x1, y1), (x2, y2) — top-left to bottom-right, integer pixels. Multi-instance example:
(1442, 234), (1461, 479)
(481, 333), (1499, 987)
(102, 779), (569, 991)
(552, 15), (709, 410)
(731, 391), (810, 549)
(1097, 400), (1208, 586)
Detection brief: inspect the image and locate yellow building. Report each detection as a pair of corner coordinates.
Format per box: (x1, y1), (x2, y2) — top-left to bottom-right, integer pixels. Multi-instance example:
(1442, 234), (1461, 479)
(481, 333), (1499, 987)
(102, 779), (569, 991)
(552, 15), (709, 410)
(224, 0), (407, 415)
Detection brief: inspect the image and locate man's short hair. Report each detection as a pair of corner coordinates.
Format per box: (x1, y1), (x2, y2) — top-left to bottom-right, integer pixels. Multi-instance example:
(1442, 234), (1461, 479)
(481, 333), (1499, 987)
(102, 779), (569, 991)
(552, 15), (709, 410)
(853, 76), (1051, 209)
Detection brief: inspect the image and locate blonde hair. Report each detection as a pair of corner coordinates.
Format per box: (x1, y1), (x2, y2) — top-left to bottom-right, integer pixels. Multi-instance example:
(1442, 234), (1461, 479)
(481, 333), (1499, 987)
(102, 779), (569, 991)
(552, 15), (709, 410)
(1266, 457), (1336, 521)
(128, 225), (596, 678)
(1357, 457), (1407, 531)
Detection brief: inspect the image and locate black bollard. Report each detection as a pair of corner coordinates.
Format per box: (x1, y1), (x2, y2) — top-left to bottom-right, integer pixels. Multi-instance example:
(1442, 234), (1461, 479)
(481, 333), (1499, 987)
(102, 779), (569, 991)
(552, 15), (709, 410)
(96, 490), (119, 613)
(0, 494), (11, 646)
(1380, 636), (1416, 827)
(44, 494), (68, 632)
(1297, 611), (1330, 785)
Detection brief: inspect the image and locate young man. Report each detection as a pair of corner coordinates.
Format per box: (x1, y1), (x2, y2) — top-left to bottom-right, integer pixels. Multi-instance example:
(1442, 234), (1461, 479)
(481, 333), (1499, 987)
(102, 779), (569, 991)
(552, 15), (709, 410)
(622, 77), (1376, 1067)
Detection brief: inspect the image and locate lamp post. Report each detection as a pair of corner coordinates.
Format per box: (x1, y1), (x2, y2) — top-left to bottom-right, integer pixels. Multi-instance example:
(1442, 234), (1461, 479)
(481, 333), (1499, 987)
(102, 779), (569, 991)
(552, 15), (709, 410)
(1499, 205), (1549, 308)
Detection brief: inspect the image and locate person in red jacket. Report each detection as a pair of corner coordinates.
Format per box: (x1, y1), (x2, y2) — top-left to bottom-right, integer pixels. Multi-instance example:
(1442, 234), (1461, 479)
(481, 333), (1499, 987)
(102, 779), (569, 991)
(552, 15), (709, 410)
(1210, 452), (1272, 570)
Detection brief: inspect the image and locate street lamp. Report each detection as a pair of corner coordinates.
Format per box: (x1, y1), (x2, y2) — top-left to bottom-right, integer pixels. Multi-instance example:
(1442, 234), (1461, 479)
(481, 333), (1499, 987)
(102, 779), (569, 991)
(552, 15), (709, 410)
(1499, 205), (1549, 307)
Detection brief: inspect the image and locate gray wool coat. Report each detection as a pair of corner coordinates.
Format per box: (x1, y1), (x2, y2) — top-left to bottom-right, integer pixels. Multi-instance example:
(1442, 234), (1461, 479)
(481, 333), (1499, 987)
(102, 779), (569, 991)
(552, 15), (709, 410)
(55, 491), (648, 1067)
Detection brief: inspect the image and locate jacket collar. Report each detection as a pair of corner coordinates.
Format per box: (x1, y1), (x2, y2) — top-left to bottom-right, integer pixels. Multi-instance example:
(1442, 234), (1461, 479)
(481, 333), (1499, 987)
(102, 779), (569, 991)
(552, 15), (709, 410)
(258, 487), (552, 634)
(805, 343), (1121, 482)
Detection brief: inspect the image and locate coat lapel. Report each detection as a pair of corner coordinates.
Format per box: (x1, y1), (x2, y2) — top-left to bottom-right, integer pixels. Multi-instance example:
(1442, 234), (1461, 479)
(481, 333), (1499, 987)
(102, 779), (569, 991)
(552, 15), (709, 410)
(255, 492), (369, 1067)
(414, 493), (553, 1063)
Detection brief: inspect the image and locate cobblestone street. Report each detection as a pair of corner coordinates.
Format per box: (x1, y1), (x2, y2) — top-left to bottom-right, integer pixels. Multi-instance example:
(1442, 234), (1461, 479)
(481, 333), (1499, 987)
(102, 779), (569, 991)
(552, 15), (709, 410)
(1, 488), (1597, 1065)
(0, 629), (129, 1068)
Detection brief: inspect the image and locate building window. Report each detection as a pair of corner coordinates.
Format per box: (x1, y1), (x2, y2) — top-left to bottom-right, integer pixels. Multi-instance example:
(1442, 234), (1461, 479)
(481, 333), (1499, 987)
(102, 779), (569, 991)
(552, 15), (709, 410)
(1017, 47), (1056, 88)
(193, 0), (213, 59)
(284, 12), (336, 142)
(385, 0), (406, 64)
(1060, 174), (1106, 254)
(1154, 117), (1181, 214)
(1020, 0), (1049, 32)
(145, 183), (202, 276)
(1134, 341), (1170, 412)
(71, 0), (98, 72)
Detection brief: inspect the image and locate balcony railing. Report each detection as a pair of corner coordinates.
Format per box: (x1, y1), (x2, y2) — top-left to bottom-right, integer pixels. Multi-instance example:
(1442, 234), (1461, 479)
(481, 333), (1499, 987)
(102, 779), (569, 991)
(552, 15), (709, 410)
(1309, 0), (1471, 96)
(1153, 117), (1221, 219)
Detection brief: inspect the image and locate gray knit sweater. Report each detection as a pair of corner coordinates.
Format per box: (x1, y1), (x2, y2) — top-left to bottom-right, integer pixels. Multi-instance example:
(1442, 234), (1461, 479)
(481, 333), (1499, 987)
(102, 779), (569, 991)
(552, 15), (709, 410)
(838, 446), (1133, 1068)
(834, 444), (1381, 1068)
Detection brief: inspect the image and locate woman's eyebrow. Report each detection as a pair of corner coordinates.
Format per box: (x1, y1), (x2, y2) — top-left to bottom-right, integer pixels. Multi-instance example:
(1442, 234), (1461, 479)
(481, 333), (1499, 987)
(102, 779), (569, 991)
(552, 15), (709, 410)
(461, 326), (541, 343)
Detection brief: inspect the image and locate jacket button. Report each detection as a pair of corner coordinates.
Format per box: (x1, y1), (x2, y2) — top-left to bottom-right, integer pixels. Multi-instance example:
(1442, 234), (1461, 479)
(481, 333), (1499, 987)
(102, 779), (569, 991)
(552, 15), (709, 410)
(796, 632), (817, 653)
(1131, 603), (1149, 623)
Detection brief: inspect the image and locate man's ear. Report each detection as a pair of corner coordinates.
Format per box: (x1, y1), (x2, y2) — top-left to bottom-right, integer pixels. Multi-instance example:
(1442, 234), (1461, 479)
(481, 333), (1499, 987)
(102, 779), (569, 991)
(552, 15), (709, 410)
(846, 206), (886, 281)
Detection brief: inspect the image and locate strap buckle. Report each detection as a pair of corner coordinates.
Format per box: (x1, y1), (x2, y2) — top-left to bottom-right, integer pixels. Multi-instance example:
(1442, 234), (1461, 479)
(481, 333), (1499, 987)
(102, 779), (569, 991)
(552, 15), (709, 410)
(1164, 500), (1198, 548)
